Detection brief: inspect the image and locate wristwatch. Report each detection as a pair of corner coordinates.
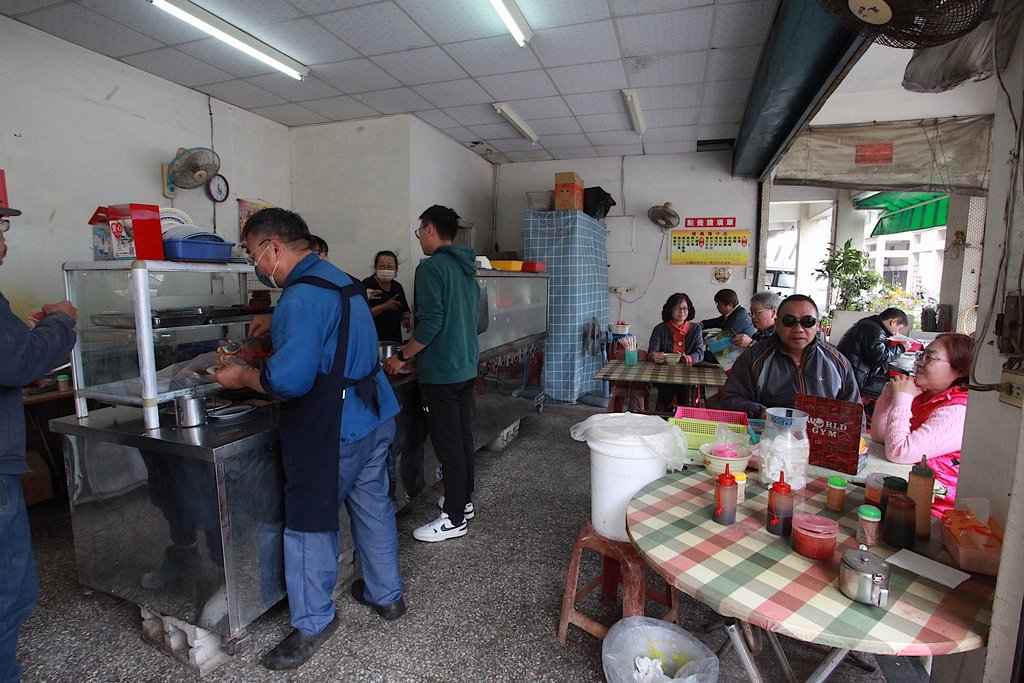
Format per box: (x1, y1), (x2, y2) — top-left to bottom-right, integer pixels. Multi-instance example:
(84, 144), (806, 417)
(397, 349), (409, 362)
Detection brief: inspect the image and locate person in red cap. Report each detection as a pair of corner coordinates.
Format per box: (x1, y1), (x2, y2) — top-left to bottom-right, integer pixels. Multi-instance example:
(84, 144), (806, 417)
(0, 206), (79, 682)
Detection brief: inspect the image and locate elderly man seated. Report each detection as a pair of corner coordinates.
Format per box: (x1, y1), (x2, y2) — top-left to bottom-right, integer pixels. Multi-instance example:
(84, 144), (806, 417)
(732, 290), (780, 349)
(720, 294), (860, 417)
(700, 288), (755, 337)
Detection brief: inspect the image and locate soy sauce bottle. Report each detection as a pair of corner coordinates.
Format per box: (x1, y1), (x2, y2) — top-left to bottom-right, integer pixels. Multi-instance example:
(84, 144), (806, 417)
(712, 464), (738, 525)
(766, 472), (794, 536)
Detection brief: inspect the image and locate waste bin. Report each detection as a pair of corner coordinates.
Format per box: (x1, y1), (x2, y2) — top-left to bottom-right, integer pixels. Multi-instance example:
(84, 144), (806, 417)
(570, 414), (688, 541)
(603, 617), (719, 683)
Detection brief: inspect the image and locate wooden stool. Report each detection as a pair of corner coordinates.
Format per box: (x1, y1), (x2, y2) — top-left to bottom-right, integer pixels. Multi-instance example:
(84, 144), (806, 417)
(557, 520), (677, 643)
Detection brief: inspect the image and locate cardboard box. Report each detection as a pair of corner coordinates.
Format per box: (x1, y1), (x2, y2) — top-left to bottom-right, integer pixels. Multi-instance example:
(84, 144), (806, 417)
(19, 450), (53, 506)
(554, 171), (583, 211)
(89, 203), (164, 260)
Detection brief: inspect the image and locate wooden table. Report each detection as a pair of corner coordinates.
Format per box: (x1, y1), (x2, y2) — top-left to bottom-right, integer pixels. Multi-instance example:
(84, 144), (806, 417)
(594, 359), (727, 386)
(627, 470), (994, 682)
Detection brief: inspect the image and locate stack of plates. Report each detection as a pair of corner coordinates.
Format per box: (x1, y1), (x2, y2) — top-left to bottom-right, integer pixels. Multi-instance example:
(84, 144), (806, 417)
(160, 207), (193, 227)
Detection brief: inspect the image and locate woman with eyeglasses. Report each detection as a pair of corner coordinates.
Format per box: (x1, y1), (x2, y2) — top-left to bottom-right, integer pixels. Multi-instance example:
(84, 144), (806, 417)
(647, 293), (705, 412)
(720, 294), (860, 417)
(870, 333), (973, 518)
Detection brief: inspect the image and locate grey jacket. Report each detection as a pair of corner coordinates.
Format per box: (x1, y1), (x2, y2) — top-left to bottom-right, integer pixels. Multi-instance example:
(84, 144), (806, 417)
(648, 321), (705, 363)
(0, 291), (77, 474)
(720, 336), (860, 418)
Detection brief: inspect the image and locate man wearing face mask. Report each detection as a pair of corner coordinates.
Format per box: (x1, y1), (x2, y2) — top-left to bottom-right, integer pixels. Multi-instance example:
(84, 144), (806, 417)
(215, 208), (405, 671)
(361, 250), (411, 343)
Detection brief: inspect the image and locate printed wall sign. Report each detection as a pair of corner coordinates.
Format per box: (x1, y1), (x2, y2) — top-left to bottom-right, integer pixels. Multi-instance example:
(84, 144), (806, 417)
(671, 228), (750, 266)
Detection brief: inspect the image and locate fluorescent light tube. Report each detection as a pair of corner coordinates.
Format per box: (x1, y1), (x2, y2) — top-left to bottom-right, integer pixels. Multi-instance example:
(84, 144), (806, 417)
(488, 0), (534, 47)
(492, 102), (538, 144)
(150, 0), (309, 80)
(622, 89), (645, 136)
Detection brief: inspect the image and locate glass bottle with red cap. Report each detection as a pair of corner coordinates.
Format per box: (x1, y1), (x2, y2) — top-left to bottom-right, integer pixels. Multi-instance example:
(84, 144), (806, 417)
(766, 471), (794, 536)
(712, 464), (738, 525)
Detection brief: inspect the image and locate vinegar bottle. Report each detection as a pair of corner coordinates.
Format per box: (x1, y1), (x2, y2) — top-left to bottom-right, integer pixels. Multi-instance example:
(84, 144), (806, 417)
(907, 456), (935, 539)
(766, 471), (794, 536)
(712, 464), (738, 525)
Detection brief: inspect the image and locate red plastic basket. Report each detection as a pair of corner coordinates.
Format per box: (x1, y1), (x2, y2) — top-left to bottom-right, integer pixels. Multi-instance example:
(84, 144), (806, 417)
(673, 406), (748, 426)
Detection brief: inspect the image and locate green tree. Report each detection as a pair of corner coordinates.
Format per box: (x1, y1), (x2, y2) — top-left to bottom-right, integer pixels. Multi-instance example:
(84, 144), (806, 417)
(814, 239), (883, 312)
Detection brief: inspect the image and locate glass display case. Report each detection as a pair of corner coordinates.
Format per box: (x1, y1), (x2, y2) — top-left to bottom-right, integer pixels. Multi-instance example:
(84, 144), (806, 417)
(476, 270), (548, 362)
(64, 261), (259, 429)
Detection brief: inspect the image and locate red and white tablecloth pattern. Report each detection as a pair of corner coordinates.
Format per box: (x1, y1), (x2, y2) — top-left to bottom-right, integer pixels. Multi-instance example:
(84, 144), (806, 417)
(626, 470), (994, 656)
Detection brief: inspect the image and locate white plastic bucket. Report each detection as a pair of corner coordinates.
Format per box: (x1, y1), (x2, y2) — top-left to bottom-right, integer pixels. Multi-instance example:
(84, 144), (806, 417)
(588, 433), (666, 542)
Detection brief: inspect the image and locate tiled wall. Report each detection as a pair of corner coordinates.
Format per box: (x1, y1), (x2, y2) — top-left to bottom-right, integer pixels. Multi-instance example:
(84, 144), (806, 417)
(524, 210), (609, 403)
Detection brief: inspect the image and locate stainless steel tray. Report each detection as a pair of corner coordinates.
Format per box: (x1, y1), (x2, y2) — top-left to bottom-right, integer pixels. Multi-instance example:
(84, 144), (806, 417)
(91, 307), (207, 329)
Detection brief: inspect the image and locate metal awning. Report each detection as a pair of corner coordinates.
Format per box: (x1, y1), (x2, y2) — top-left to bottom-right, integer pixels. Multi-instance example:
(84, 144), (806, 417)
(856, 192), (948, 237)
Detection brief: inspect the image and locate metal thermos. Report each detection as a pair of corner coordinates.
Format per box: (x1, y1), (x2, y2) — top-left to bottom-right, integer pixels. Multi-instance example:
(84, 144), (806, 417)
(174, 395), (207, 427)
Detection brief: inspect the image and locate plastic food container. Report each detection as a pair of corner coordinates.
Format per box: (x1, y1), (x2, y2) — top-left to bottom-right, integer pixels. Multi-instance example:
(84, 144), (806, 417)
(792, 515), (839, 560)
(489, 260), (523, 271)
(521, 261), (546, 272)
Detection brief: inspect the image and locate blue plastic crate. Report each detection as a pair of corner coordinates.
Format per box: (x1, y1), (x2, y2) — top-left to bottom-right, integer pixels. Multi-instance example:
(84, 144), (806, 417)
(162, 238), (234, 262)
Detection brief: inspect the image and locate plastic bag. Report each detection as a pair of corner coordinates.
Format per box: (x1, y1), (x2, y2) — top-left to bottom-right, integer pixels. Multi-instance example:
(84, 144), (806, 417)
(570, 413), (690, 470)
(603, 617), (719, 683)
(757, 429), (809, 490)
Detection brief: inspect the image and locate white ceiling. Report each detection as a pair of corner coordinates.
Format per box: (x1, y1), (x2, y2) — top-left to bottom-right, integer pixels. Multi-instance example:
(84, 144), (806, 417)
(0, 0), (777, 162)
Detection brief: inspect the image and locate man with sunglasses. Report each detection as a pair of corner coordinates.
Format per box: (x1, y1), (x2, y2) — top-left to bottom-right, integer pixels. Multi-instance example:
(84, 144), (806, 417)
(721, 294), (860, 417)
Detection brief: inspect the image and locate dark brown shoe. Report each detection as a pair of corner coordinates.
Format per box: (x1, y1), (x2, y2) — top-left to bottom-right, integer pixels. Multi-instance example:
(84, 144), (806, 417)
(262, 614), (339, 670)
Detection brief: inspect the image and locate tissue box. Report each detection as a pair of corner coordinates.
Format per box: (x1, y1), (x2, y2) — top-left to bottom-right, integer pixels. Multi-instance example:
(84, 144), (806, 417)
(89, 204), (164, 260)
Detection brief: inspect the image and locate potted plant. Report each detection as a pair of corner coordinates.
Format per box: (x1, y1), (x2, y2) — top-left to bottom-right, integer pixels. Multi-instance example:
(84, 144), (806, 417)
(814, 239), (882, 314)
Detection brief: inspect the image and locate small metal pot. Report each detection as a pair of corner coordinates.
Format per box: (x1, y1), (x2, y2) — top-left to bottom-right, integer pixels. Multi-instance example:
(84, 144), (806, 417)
(839, 545), (890, 608)
(378, 341), (402, 363)
(174, 395), (207, 428)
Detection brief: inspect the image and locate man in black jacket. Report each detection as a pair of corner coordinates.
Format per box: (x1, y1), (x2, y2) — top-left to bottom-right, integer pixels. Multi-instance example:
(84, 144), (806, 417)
(836, 308), (908, 399)
(700, 288), (755, 336)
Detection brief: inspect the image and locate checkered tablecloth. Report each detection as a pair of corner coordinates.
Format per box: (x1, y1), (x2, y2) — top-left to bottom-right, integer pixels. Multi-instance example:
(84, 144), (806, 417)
(626, 470), (994, 656)
(594, 360), (727, 387)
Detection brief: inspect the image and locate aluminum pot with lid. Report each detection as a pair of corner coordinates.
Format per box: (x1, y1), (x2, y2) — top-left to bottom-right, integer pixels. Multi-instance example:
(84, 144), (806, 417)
(839, 544), (890, 608)
(174, 394), (207, 428)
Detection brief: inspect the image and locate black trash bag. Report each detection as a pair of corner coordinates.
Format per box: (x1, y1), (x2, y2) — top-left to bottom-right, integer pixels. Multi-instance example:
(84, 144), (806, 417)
(584, 187), (616, 220)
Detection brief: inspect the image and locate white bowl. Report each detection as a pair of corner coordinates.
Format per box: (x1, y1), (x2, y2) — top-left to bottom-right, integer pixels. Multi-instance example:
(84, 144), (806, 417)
(699, 442), (752, 475)
(663, 352), (682, 364)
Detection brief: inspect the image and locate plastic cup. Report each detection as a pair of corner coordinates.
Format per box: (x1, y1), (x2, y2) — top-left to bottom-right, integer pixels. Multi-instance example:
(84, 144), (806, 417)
(624, 349), (638, 366)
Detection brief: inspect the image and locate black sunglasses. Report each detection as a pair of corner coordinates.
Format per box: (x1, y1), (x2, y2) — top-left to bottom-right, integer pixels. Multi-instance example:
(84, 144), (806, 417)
(780, 314), (817, 329)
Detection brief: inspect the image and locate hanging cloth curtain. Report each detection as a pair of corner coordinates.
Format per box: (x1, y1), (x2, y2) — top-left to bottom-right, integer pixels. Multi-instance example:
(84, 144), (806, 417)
(773, 115), (993, 196)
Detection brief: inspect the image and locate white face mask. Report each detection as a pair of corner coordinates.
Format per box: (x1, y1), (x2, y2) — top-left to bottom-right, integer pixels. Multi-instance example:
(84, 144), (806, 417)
(375, 269), (396, 282)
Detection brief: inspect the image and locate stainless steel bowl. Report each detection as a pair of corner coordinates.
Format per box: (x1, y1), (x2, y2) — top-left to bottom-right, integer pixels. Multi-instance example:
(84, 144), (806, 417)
(378, 341), (403, 363)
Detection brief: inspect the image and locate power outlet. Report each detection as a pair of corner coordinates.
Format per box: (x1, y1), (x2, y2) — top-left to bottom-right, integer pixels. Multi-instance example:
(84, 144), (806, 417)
(610, 286), (624, 294)
(1000, 369), (1024, 407)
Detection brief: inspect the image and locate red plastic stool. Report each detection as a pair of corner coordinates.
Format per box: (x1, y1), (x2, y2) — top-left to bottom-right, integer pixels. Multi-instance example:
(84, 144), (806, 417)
(557, 520), (677, 643)
(607, 382), (649, 413)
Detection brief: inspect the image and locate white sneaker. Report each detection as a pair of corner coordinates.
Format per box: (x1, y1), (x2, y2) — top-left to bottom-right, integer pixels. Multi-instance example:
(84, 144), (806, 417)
(437, 496), (475, 520)
(412, 513), (468, 542)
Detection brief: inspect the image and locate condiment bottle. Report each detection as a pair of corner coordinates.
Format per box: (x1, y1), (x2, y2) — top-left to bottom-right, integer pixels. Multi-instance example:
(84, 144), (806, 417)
(879, 476), (908, 517)
(856, 505), (882, 548)
(766, 471), (794, 536)
(712, 464), (738, 525)
(864, 473), (885, 507)
(734, 471), (747, 504)
(907, 456), (935, 539)
(826, 476), (848, 512)
(882, 494), (916, 549)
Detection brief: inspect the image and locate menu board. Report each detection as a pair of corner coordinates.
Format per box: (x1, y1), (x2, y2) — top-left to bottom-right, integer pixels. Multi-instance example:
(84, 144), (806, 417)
(794, 394), (866, 475)
(671, 217), (749, 266)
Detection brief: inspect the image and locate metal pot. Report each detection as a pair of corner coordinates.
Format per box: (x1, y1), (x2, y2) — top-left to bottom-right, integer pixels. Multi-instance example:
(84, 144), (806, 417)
(839, 545), (890, 608)
(174, 394), (207, 428)
(378, 341), (402, 363)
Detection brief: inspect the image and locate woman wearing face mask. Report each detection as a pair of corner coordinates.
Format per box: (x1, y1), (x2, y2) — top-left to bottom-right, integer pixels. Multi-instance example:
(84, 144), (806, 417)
(361, 251), (412, 343)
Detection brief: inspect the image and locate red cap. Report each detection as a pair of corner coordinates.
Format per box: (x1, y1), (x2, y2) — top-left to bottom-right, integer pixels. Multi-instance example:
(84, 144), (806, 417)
(770, 471), (792, 494)
(718, 463), (736, 486)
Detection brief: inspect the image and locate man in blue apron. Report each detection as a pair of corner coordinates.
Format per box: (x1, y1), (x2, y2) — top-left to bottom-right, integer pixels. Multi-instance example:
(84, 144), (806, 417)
(216, 208), (404, 671)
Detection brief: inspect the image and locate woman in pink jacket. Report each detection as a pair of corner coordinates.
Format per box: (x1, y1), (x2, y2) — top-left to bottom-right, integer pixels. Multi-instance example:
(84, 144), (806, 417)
(871, 332), (972, 518)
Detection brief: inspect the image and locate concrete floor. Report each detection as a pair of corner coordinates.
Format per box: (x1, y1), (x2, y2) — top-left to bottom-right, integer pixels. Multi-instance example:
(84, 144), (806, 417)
(18, 402), (894, 682)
